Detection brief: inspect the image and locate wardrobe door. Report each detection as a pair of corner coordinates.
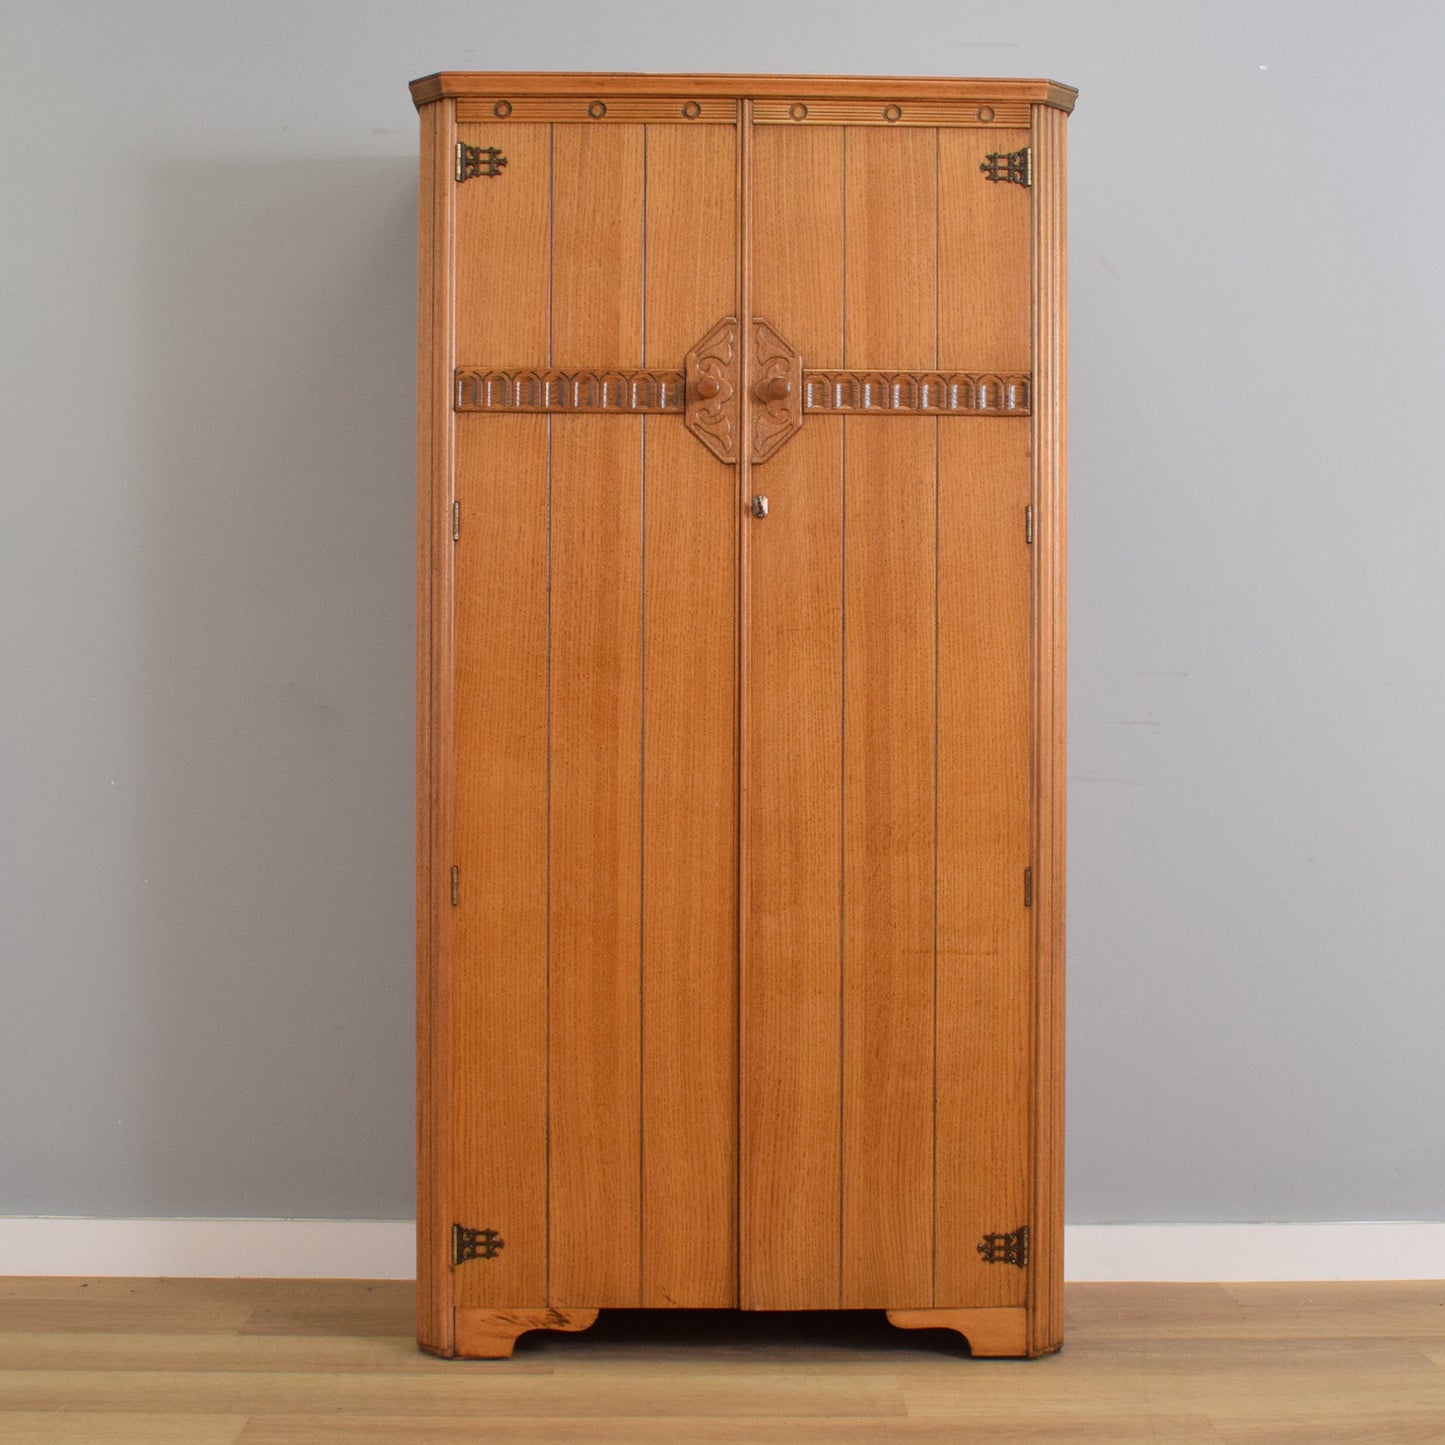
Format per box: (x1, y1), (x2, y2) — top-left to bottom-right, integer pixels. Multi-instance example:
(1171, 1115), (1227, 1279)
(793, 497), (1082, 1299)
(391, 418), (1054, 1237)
(742, 106), (1034, 1311)
(448, 104), (739, 1314)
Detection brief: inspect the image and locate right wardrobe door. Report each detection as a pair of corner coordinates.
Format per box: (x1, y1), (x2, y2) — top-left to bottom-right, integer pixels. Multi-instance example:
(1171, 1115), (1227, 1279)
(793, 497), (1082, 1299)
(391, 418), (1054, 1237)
(741, 110), (1036, 1314)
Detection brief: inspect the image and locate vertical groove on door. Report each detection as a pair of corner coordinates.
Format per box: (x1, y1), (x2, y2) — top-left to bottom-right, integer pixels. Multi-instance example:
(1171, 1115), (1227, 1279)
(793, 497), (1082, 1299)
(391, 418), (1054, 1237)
(743, 124), (845, 1310)
(451, 121), (552, 1311)
(640, 121), (739, 1307)
(840, 124), (938, 1310)
(934, 126), (1033, 1309)
(547, 122), (645, 1309)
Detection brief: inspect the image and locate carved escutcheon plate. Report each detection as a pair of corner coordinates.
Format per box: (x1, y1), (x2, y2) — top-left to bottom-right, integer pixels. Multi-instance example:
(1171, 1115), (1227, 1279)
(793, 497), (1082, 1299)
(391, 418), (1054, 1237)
(683, 316), (739, 464)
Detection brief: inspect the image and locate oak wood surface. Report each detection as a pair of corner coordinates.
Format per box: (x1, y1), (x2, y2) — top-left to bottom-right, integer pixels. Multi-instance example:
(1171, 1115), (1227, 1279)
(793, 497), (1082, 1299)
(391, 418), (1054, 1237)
(450, 120), (553, 1317)
(933, 125), (1033, 1311)
(4, 1280), (1443, 1443)
(414, 94), (457, 1357)
(1029, 100), (1069, 1358)
(412, 73), (1079, 112)
(638, 121), (739, 1309)
(742, 123), (845, 1310)
(546, 122), (646, 1309)
(839, 126), (938, 1311)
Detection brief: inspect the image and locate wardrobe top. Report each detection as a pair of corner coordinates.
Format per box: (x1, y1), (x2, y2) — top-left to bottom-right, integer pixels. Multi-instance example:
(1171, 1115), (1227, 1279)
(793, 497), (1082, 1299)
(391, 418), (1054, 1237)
(410, 72), (1077, 112)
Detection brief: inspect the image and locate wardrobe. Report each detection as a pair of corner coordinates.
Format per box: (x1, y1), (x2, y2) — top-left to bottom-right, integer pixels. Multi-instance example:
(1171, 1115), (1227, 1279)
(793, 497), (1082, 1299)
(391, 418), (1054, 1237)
(411, 71), (1072, 1360)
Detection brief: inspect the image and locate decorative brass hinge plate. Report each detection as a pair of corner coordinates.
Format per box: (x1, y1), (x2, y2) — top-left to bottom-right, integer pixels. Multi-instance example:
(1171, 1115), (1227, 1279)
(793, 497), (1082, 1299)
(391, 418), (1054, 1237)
(980, 147), (1031, 186)
(977, 1225), (1029, 1268)
(456, 143), (507, 182)
(453, 1224), (505, 1264)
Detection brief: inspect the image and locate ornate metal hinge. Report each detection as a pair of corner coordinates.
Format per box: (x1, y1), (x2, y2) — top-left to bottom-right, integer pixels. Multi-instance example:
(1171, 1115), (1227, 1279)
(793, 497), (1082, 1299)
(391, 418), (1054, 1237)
(980, 147), (1031, 187)
(456, 143), (508, 182)
(453, 1224), (505, 1264)
(977, 1225), (1029, 1268)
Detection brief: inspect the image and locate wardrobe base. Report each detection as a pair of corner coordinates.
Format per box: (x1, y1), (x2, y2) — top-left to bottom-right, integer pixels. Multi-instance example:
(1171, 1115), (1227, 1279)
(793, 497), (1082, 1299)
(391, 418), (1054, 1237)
(429, 1305), (1048, 1360)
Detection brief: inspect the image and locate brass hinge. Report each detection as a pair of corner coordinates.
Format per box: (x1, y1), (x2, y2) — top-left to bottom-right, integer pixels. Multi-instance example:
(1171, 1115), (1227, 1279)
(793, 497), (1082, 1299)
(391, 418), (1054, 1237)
(455, 142), (507, 182)
(452, 500), (460, 542)
(1024, 866), (1033, 907)
(978, 1225), (1029, 1268)
(450, 865), (459, 908)
(981, 147), (1031, 187)
(453, 1224), (504, 1264)
(1025, 504), (1034, 545)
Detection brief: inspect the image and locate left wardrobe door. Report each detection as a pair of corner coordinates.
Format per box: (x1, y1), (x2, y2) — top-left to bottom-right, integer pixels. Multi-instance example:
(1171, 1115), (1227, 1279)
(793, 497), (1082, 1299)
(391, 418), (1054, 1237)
(447, 109), (742, 1316)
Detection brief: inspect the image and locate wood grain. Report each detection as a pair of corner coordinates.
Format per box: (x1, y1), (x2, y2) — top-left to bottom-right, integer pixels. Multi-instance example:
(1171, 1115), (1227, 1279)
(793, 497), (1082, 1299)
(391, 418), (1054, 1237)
(639, 121), (739, 1308)
(415, 93), (457, 1358)
(453, 1308), (597, 1359)
(413, 74), (1079, 113)
(839, 125), (938, 1311)
(6, 1280), (1444, 1443)
(448, 119), (554, 1319)
(933, 125), (1034, 1312)
(886, 1306), (1028, 1357)
(547, 121), (646, 1309)
(1029, 100), (1069, 1359)
(742, 122), (845, 1310)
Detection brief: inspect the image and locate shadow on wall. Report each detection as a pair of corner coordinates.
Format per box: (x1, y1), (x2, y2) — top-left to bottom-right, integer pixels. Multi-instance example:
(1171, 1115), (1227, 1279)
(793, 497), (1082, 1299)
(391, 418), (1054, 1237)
(122, 158), (417, 1217)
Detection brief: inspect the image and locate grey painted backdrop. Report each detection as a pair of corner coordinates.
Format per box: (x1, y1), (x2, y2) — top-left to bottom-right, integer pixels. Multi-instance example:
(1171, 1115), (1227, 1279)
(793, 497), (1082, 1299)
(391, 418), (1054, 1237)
(3, 0), (1441, 1226)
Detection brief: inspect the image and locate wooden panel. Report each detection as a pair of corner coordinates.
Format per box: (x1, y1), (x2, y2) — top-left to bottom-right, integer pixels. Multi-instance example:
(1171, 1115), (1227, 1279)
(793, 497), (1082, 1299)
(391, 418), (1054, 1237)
(415, 95), (456, 1357)
(457, 96), (735, 124)
(454, 123), (549, 363)
(753, 99), (1030, 127)
(547, 122), (645, 1309)
(933, 126), (1033, 1310)
(839, 127), (938, 1310)
(1028, 101), (1069, 1357)
(750, 126), (843, 368)
(938, 127), (1031, 371)
(415, 73), (1080, 112)
(743, 122), (844, 1309)
(639, 122), (739, 1307)
(449, 120), (552, 1313)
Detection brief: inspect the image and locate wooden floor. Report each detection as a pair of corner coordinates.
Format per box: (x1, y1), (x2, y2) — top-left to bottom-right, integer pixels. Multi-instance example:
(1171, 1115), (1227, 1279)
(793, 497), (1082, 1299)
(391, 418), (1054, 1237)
(0, 1279), (1442, 1442)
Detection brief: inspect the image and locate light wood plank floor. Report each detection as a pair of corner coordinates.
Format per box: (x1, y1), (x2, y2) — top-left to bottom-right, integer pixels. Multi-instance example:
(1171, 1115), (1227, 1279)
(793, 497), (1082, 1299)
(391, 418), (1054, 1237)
(0, 1279), (1442, 1442)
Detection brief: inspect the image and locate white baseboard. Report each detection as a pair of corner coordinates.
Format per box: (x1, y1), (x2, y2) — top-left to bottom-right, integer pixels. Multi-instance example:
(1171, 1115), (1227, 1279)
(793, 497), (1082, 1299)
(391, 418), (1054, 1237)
(0, 1218), (1440, 1281)
(1064, 1222), (1445, 1281)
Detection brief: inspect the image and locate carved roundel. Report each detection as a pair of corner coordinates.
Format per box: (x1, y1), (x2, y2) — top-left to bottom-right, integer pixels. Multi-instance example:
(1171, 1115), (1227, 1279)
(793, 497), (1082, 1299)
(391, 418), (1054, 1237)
(977, 105), (996, 123)
(788, 102), (808, 120)
(681, 100), (701, 119)
(883, 103), (902, 123)
(587, 100), (607, 119)
(493, 99), (512, 118)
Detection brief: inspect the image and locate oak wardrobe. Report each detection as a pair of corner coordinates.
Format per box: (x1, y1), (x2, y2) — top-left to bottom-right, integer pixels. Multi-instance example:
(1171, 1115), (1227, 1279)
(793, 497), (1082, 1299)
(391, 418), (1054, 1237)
(412, 71), (1072, 1360)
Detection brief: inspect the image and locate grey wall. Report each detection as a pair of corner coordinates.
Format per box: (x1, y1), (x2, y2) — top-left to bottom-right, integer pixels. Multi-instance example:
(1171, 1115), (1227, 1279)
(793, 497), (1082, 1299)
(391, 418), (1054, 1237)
(3, 0), (1441, 1226)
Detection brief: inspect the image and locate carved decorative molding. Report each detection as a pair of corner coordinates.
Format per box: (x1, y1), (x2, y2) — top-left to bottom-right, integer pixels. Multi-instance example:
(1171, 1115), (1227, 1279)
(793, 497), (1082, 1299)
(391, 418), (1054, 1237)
(752, 98), (1030, 127)
(455, 368), (685, 414)
(455, 96), (735, 125)
(683, 316), (739, 463)
(803, 370), (1031, 415)
(750, 318), (804, 464)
